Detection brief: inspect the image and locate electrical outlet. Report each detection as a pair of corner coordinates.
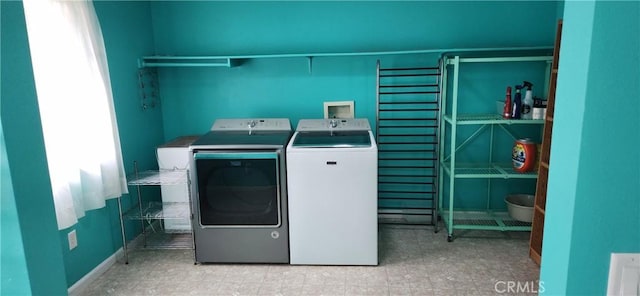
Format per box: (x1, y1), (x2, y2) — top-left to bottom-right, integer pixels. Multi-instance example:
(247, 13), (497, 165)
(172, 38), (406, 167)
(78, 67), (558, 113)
(68, 230), (78, 250)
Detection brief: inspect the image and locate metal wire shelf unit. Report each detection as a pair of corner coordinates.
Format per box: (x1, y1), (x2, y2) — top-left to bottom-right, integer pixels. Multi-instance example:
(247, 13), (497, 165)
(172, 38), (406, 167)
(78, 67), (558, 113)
(438, 54), (552, 242)
(376, 60), (441, 225)
(116, 162), (194, 264)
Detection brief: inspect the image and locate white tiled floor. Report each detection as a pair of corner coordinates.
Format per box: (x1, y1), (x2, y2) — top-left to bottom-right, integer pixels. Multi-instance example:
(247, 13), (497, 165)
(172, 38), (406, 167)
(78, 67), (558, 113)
(81, 225), (540, 295)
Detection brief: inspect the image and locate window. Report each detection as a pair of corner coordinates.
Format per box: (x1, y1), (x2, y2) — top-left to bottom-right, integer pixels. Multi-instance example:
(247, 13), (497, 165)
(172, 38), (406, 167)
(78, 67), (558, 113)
(23, 0), (127, 230)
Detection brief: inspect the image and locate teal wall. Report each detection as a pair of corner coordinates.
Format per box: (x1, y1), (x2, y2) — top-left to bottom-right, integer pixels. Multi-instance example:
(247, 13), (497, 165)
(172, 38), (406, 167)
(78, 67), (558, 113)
(157, 55), (413, 140)
(149, 1), (561, 141)
(150, 1), (560, 55)
(96, 1), (165, 171)
(540, 1), (640, 294)
(1, 122), (32, 296)
(0, 2), (68, 294)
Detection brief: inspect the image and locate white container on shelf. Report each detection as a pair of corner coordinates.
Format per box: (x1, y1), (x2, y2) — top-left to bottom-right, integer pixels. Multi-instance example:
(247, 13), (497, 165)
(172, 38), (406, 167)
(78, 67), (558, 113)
(533, 107), (547, 119)
(157, 136), (199, 232)
(505, 194), (535, 222)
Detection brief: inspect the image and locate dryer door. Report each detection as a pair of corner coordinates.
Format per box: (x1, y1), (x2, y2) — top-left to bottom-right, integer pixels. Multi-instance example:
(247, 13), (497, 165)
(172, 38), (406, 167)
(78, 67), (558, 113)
(193, 151), (281, 228)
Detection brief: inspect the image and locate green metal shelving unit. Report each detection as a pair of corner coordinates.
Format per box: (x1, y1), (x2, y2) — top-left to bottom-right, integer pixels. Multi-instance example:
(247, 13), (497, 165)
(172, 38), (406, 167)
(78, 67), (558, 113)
(438, 54), (552, 242)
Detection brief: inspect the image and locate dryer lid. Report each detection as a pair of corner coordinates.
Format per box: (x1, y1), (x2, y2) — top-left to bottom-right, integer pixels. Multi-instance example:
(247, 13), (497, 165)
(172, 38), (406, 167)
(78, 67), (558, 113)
(191, 130), (292, 147)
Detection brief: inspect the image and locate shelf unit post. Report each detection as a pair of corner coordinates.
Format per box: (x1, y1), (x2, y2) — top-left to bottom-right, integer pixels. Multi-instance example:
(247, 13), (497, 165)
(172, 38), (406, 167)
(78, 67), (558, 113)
(437, 57), (448, 233)
(133, 161), (146, 248)
(116, 195), (128, 264)
(487, 124), (495, 209)
(446, 56), (461, 241)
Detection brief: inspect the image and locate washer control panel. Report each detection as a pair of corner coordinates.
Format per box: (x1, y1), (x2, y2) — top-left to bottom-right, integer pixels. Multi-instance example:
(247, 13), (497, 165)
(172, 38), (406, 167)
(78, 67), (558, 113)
(211, 118), (291, 131)
(296, 118), (371, 132)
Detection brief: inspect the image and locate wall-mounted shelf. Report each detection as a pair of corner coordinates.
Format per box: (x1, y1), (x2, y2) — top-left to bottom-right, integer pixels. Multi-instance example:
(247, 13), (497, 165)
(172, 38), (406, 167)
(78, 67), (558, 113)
(137, 46), (553, 69)
(139, 56), (241, 68)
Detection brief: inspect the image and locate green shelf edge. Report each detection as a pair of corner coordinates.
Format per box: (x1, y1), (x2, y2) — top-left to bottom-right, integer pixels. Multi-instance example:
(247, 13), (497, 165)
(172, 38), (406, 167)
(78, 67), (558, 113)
(441, 162), (539, 179)
(138, 46), (553, 68)
(443, 114), (545, 125)
(440, 210), (532, 232)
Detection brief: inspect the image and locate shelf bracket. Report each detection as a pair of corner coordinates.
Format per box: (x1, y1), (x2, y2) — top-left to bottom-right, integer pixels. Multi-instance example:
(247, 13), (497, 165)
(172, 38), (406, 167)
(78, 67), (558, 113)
(443, 124), (488, 162)
(492, 163), (510, 179)
(497, 124), (521, 140)
(307, 56), (313, 74)
(487, 210), (507, 229)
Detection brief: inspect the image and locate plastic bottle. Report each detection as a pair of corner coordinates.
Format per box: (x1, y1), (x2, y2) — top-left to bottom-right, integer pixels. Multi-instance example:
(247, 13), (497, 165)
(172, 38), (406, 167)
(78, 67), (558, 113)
(521, 81), (534, 119)
(503, 86), (512, 119)
(512, 85), (523, 119)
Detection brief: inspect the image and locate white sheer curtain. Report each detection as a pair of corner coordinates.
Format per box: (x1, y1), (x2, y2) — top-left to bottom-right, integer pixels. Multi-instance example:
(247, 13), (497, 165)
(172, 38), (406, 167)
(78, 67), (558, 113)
(23, 0), (128, 230)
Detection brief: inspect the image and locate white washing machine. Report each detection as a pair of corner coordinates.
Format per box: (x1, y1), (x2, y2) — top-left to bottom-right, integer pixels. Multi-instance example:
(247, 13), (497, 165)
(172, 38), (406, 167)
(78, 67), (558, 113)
(287, 118), (378, 265)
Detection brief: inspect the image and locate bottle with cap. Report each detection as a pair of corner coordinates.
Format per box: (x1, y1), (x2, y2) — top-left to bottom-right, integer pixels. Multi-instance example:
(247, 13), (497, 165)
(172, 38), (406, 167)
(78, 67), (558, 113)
(512, 84), (523, 119)
(503, 86), (512, 119)
(521, 81), (534, 119)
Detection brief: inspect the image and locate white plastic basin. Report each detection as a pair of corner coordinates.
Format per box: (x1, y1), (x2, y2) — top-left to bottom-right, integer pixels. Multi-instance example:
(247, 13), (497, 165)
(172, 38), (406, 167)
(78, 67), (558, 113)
(505, 194), (535, 223)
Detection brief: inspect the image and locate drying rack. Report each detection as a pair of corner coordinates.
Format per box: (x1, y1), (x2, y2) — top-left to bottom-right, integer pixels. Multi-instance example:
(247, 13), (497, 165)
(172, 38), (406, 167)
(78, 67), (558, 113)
(375, 60), (441, 226)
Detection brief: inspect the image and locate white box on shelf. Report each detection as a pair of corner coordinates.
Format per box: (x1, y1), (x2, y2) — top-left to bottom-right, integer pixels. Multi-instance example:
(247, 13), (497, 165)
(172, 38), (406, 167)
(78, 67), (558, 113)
(157, 136), (199, 232)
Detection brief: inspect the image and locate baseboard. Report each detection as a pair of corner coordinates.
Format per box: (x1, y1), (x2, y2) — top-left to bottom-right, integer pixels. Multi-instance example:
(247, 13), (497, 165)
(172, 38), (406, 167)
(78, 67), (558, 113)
(68, 247), (123, 296)
(67, 234), (146, 295)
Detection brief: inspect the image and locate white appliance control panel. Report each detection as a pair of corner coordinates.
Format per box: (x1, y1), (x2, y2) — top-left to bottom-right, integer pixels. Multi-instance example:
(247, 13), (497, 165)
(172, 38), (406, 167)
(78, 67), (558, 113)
(211, 118), (291, 131)
(295, 119), (371, 132)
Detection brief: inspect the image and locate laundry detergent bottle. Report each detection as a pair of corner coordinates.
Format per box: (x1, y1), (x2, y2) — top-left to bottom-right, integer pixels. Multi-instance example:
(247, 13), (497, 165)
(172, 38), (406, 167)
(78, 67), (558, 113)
(521, 81), (534, 119)
(512, 84), (523, 119)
